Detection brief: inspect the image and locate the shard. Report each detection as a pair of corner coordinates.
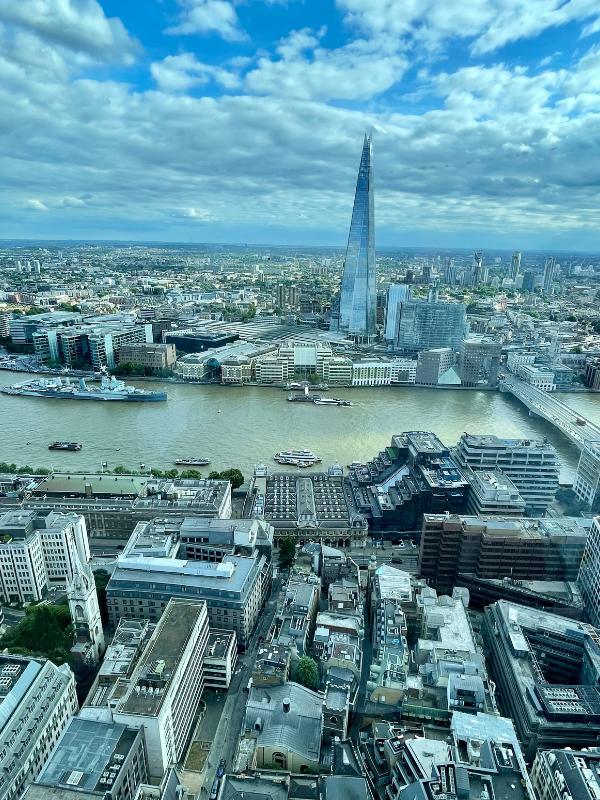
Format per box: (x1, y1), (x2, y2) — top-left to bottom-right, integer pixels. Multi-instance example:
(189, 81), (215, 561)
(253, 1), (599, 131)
(339, 134), (376, 341)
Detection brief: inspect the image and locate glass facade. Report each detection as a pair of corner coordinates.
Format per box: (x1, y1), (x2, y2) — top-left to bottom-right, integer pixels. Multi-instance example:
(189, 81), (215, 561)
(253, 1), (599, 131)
(396, 299), (468, 352)
(384, 284), (412, 341)
(339, 135), (376, 339)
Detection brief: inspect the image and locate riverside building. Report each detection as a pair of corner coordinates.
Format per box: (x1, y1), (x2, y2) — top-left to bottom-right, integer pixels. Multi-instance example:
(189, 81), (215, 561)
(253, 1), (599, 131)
(25, 474), (232, 539)
(454, 432), (560, 515)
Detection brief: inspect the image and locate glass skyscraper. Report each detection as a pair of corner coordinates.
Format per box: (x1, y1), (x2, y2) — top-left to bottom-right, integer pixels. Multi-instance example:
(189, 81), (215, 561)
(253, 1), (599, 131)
(339, 135), (376, 340)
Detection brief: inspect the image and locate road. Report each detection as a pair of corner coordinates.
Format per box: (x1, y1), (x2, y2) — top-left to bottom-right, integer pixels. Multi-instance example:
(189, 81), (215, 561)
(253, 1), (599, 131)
(502, 375), (600, 449)
(196, 581), (283, 794)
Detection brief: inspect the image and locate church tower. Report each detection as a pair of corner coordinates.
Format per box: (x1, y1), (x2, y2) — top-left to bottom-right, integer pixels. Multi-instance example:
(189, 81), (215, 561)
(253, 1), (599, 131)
(67, 538), (105, 664)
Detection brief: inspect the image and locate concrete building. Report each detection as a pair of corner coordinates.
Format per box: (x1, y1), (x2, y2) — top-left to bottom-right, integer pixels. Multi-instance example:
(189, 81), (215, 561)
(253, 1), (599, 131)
(574, 440), (600, 510)
(203, 630), (238, 690)
(459, 339), (501, 387)
(454, 432), (560, 515)
(249, 470), (368, 547)
(243, 682), (323, 772)
(0, 655), (78, 800)
(24, 718), (147, 800)
(252, 643), (291, 687)
(106, 518), (272, 646)
(420, 514), (590, 595)
(348, 432), (470, 532)
(464, 469), (526, 516)
(395, 298), (468, 354)
(483, 600), (600, 759)
(578, 516), (600, 626)
(0, 509), (91, 603)
(33, 322), (152, 370)
(415, 348), (458, 386)
(118, 343), (176, 370)
(270, 576), (320, 656)
(390, 359), (417, 385)
(26, 474), (232, 539)
(384, 712), (533, 800)
(102, 599), (210, 778)
(351, 360), (392, 386)
(531, 748), (600, 800)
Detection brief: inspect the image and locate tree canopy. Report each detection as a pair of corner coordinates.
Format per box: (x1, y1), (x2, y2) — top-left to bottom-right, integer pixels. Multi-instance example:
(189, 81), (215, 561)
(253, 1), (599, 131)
(0, 604), (74, 665)
(294, 656), (319, 691)
(278, 537), (296, 570)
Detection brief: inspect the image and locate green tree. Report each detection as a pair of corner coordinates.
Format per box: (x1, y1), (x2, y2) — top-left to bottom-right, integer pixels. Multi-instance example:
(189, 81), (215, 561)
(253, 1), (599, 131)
(279, 537), (296, 570)
(294, 656), (319, 691)
(0, 604), (74, 664)
(180, 469), (202, 479)
(219, 468), (244, 489)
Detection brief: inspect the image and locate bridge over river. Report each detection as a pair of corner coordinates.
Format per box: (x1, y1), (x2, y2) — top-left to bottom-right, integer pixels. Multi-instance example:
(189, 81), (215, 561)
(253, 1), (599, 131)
(501, 375), (600, 451)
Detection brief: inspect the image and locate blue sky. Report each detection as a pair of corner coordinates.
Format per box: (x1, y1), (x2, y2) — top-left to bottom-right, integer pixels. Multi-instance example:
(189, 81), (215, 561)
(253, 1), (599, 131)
(2, 0), (600, 249)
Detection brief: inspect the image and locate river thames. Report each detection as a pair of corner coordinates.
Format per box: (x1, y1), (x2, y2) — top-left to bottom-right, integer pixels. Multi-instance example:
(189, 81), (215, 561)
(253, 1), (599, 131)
(1, 369), (599, 481)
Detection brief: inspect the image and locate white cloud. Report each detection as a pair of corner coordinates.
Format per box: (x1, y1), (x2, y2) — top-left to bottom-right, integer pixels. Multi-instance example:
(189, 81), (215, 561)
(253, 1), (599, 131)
(168, 207), (213, 220)
(166, 0), (246, 42)
(151, 53), (239, 93)
(23, 198), (48, 211)
(245, 29), (407, 100)
(0, 0), (138, 63)
(336, 0), (600, 55)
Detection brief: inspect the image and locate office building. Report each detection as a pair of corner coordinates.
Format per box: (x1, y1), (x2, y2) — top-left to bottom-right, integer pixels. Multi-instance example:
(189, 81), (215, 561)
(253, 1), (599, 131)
(510, 250), (521, 280)
(24, 718), (147, 800)
(472, 251), (487, 286)
(459, 339), (501, 387)
(585, 360), (600, 391)
(110, 599), (209, 778)
(578, 516), (600, 626)
(249, 469), (368, 546)
(9, 311), (83, 345)
(415, 348), (458, 385)
(574, 440), (600, 510)
(395, 298), (468, 353)
(118, 343), (176, 370)
(347, 432), (470, 531)
(522, 270), (536, 292)
(543, 256), (556, 295)
(464, 469), (525, 516)
(0, 509), (91, 603)
(339, 135), (377, 341)
(163, 330), (239, 354)
(26, 474), (232, 538)
(384, 284), (412, 341)
(32, 322), (152, 370)
(351, 359), (392, 385)
(0, 655), (78, 800)
(454, 432), (560, 515)
(443, 257), (456, 285)
(531, 748), (600, 800)
(420, 514), (590, 595)
(483, 600), (600, 759)
(106, 519), (271, 646)
(390, 358), (417, 384)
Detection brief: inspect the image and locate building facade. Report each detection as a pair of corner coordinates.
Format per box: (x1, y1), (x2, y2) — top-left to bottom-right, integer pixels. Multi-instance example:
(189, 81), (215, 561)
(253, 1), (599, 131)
(338, 135), (377, 341)
(0, 655), (78, 800)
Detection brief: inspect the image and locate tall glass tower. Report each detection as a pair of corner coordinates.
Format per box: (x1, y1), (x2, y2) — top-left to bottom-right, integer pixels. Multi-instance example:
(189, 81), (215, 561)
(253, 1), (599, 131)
(339, 134), (376, 341)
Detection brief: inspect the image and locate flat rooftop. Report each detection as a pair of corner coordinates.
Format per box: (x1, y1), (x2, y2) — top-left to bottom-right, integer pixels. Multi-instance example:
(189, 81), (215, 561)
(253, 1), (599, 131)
(35, 717), (139, 794)
(206, 630), (235, 660)
(117, 599), (206, 717)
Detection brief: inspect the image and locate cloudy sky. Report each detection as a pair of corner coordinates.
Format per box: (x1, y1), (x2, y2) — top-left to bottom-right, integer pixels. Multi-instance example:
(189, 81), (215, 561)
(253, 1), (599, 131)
(2, 0), (600, 249)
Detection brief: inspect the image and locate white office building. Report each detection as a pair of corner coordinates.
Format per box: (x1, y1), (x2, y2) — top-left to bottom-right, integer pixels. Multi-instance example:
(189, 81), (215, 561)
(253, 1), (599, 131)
(0, 510), (91, 603)
(0, 655), (78, 800)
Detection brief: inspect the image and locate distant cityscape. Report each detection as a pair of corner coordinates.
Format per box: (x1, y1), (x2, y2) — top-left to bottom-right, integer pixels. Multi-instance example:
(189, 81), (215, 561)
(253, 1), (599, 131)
(3, 137), (600, 800)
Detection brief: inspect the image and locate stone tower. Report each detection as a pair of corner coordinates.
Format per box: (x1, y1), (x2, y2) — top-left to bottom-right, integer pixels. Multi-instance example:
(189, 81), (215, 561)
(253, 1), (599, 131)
(67, 537), (105, 664)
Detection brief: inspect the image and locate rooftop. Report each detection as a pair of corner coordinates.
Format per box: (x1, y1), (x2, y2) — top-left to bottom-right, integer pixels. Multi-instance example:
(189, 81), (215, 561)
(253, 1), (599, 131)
(35, 718), (140, 795)
(116, 599), (206, 717)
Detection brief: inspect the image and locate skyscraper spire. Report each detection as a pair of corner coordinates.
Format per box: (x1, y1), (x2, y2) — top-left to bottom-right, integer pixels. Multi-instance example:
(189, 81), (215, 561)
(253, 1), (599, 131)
(339, 134), (376, 341)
